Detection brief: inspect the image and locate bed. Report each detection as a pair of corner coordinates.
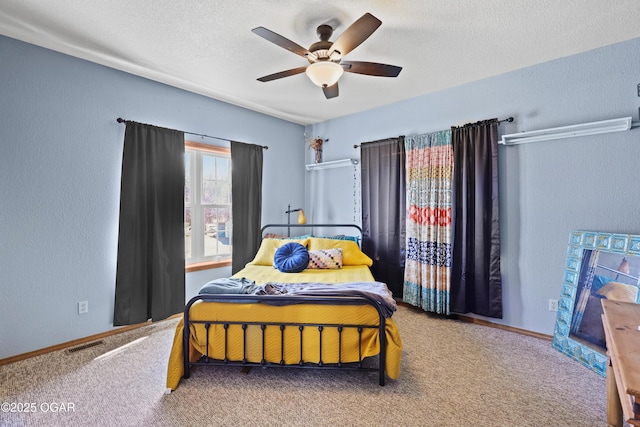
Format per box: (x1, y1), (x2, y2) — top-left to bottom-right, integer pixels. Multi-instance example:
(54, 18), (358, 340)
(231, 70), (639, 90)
(166, 224), (402, 390)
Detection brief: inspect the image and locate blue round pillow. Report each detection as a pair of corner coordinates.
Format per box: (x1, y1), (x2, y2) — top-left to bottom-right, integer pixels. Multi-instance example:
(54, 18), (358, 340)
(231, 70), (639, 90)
(273, 242), (310, 273)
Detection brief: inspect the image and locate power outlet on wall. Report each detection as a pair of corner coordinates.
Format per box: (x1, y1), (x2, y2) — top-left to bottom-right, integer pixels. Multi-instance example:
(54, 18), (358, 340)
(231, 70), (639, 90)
(548, 299), (559, 312)
(78, 301), (89, 314)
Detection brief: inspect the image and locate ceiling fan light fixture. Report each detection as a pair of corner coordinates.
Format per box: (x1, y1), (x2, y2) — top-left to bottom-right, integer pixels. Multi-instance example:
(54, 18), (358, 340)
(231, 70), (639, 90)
(253, 13), (401, 99)
(305, 61), (343, 87)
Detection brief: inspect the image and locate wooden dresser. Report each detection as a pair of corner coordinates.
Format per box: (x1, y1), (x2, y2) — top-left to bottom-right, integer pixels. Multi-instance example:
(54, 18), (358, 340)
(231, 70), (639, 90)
(601, 299), (640, 427)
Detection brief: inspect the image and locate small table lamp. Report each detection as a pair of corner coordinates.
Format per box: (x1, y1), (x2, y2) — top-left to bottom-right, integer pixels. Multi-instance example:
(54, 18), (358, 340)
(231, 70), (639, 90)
(286, 204), (306, 236)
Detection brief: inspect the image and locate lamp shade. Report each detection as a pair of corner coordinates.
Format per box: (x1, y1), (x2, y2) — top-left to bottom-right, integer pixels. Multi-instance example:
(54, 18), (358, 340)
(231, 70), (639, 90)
(297, 209), (307, 224)
(305, 62), (343, 87)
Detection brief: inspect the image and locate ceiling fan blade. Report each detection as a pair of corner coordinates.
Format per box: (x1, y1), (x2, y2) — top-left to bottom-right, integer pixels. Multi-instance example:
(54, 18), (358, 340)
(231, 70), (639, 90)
(328, 13), (381, 58)
(322, 83), (339, 99)
(341, 61), (402, 77)
(257, 66), (308, 82)
(252, 27), (311, 58)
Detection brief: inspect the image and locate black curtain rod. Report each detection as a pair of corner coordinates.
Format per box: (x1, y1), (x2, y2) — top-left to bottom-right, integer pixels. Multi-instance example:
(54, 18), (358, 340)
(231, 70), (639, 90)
(451, 116), (513, 130)
(353, 117), (514, 148)
(116, 118), (268, 149)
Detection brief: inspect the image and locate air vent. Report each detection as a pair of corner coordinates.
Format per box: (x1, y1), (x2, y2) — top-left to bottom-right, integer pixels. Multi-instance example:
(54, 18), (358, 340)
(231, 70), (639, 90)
(65, 340), (104, 354)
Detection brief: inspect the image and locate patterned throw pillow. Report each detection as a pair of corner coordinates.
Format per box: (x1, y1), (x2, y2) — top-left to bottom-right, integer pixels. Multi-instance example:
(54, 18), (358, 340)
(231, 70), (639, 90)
(307, 237), (372, 266)
(307, 248), (343, 269)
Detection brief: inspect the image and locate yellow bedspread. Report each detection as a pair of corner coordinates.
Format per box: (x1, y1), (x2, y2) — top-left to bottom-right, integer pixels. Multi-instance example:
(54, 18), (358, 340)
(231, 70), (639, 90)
(233, 264), (375, 284)
(166, 264), (402, 390)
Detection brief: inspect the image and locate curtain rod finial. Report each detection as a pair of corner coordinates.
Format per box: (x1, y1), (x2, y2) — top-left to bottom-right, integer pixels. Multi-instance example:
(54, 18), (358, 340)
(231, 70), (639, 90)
(117, 117), (125, 124)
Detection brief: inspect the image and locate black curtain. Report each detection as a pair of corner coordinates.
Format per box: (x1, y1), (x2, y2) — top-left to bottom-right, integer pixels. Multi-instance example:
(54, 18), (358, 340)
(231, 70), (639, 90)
(231, 141), (263, 274)
(360, 136), (406, 296)
(450, 119), (502, 318)
(114, 122), (185, 326)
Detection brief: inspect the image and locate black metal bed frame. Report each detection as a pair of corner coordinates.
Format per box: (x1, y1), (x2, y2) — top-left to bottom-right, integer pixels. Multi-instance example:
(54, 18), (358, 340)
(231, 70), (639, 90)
(182, 293), (387, 385)
(181, 223), (389, 386)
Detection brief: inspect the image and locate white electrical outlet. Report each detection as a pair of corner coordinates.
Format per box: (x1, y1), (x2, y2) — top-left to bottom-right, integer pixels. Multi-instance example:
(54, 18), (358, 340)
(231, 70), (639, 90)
(78, 301), (89, 314)
(549, 299), (558, 312)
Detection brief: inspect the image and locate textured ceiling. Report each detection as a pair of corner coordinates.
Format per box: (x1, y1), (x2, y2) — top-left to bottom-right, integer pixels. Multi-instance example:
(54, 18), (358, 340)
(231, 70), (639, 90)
(2, 0), (640, 125)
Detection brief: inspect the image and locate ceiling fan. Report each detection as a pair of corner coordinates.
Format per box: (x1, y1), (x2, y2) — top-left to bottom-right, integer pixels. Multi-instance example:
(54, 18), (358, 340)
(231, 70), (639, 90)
(252, 13), (402, 99)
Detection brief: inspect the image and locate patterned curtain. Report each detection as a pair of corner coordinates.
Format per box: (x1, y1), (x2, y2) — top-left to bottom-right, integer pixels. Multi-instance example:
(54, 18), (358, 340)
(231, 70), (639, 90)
(402, 130), (453, 314)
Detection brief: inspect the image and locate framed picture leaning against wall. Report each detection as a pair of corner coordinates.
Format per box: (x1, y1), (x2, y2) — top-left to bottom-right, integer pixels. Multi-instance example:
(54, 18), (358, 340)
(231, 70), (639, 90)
(552, 230), (640, 376)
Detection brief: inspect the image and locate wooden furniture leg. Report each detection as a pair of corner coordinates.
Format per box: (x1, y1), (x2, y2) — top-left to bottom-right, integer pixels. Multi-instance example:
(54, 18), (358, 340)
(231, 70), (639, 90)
(607, 357), (623, 427)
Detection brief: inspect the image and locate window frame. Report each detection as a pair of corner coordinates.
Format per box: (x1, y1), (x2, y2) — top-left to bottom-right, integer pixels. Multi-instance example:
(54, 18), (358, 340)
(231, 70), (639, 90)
(185, 140), (232, 272)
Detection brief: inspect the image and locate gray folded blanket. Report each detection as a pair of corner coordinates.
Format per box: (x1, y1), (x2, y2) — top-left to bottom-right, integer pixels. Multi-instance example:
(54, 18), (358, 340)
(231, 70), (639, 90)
(199, 277), (258, 294)
(256, 281), (397, 318)
(198, 278), (396, 318)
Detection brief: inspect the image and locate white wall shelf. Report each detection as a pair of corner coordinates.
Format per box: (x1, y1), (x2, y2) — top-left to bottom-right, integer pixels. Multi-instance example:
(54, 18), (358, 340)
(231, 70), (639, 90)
(499, 117), (633, 145)
(305, 158), (358, 171)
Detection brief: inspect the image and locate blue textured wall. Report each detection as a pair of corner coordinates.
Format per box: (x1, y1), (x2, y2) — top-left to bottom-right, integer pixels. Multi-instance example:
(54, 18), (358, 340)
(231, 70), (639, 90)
(0, 35), (304, 359)
(2, 32), (639, 359)
(305, 37), (640, 335)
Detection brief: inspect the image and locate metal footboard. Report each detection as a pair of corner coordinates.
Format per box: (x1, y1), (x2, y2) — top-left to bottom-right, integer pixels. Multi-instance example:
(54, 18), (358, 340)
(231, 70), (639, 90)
(182, 294), (387, 386)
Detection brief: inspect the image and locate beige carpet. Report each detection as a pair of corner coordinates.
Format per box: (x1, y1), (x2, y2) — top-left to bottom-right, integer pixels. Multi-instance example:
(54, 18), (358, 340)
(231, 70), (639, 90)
(0, 305), (607, 426)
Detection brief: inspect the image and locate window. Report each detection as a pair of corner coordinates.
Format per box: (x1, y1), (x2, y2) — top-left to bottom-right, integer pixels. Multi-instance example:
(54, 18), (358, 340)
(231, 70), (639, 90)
(185, 141), (232, 269)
